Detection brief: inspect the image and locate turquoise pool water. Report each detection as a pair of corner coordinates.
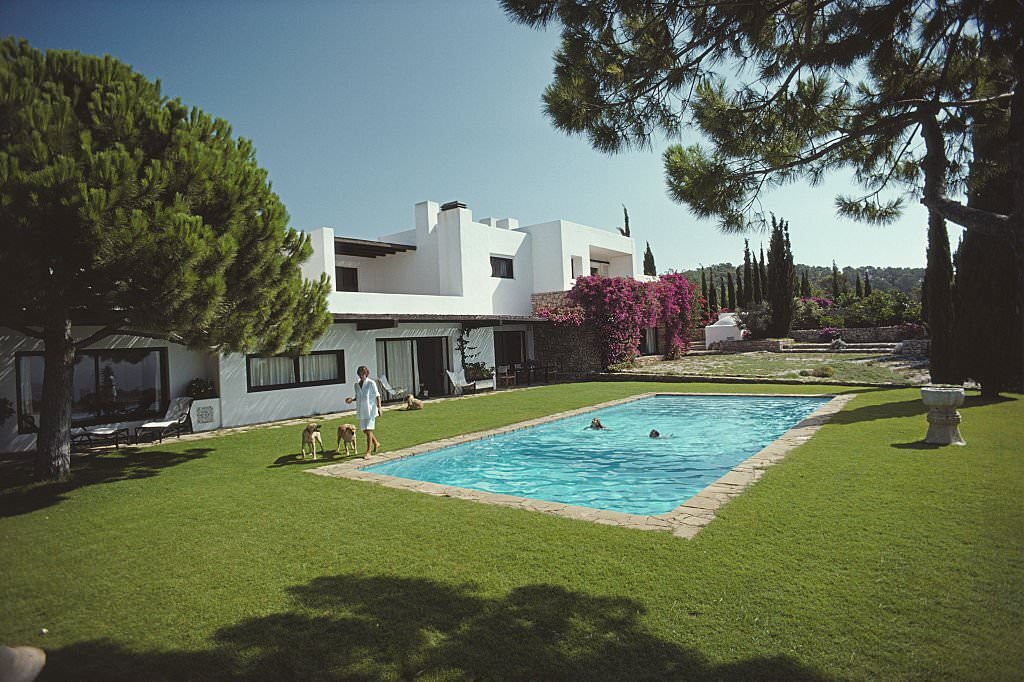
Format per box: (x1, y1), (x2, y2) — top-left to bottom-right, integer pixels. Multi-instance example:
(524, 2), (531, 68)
(366, 394), (830, 515)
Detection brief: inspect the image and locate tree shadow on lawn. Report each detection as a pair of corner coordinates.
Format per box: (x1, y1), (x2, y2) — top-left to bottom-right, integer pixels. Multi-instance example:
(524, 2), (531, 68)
(0, 448), (212, 519)
(41, 573), (833, 681)
(267, 451), (361, 468)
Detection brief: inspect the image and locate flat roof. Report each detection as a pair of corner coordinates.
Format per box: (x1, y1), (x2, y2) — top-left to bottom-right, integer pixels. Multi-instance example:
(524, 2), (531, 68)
(334, 237), (416, 258)
(331, 313), (545, 330)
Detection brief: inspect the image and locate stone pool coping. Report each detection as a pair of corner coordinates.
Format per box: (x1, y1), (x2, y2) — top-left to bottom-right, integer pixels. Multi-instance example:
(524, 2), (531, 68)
(308, 392), (856, 539)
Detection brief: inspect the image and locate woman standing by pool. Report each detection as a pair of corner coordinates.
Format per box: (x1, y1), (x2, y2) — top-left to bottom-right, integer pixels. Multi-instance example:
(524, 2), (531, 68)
(345, 366), (382, 457)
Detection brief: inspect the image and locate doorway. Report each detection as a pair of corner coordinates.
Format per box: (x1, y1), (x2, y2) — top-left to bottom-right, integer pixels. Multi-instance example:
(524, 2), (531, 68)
(416, 337), (449, 397)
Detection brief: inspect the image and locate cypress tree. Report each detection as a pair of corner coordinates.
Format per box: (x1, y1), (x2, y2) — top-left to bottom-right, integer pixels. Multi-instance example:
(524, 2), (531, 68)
(758, 245), (768, 301)
(719, 277), (727, 310)
(831, 261), (843, 299)
(953, 84), (1021, 395)
(855, 272), (863, 297)
(0, 39), (331, 481)
(925, 211), (956, 383)
(864, 271), (872, 296)
(618, 204), (631, 236)
(735, 267), (744, 308)
(700, 267), (708, 300)
(751, 251), (762, 304)
(766, 215), (796, 336)
(708, 273), (718, 311)
(643, 241), (656, 276)
(727, 272), (736, 310)
(800, 270), (812, 297)
(742, 240), (753, 306)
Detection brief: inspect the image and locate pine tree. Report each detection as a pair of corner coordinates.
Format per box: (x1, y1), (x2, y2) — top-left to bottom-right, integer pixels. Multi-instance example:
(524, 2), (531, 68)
(719, 278), (727, 311)
(742, 240), (753, 306)
(643, 241), (656, 276)
(831, 261), (843, 299)
(0, 39), (331, 481)
(864, 271), (872, 296)
(735, 267), (744, 308)
(727, 272), (736, 310)
(855, 272), (863, 297)
(766, 215), (796, 336)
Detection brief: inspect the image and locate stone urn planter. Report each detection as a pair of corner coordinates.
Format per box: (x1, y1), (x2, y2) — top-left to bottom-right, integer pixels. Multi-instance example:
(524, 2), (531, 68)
(920, 386), (966, 445)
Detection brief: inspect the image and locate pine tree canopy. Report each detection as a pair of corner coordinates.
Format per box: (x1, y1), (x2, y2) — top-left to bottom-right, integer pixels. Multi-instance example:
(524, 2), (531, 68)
(501, 0), (1020, 242)
(0, 38), (331, 353)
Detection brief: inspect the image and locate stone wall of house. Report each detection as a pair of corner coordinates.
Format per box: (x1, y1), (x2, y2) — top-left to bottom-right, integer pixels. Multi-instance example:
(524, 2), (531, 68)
(531, 291), (604, 376)
(790, 326), (920, 343)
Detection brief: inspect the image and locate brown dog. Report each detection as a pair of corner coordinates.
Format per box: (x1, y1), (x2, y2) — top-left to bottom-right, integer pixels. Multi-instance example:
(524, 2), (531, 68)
(336, 423), (358, 455)
(405, 395), (424, 410)
(300, 422), (323, 460)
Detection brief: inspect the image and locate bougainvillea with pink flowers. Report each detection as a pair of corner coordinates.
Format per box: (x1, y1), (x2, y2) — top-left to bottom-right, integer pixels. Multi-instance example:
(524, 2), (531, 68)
(568, 276), (660, 366)
(536, 305), (585, 327)
(655, 272), (698, 359)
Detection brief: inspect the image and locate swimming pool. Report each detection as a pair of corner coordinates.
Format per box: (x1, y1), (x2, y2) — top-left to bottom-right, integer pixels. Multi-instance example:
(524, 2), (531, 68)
(365, 394), (830, 515)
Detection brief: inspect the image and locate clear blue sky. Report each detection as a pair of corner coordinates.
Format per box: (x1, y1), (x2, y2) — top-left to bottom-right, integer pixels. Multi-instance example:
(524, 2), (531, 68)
(3, 0), (950, 269)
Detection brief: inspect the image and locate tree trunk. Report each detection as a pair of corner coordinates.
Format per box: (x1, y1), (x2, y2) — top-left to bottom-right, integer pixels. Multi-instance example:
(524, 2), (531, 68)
(34, 319), (75, 482)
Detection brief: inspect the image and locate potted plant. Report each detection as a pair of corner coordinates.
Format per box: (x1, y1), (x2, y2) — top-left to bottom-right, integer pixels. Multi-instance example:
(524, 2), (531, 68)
(185, 378), (221, 432)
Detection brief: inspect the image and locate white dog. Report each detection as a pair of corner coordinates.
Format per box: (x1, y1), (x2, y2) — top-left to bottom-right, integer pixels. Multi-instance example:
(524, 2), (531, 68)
(300, 423), (323, 460)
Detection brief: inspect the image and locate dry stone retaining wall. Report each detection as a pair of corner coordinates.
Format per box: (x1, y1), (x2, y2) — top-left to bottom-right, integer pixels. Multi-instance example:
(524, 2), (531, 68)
(790, 326), (920, 343)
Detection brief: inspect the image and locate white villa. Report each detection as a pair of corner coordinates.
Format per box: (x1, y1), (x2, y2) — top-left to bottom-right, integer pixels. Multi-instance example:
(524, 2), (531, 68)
(0, 200), (638, 452)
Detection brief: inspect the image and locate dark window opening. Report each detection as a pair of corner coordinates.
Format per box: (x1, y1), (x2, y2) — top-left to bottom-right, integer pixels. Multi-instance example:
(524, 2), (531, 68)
(247, 350), (345, 392)
(490, 256), (514, 279)
(494, 331), (526, 367)
(16, 348), (169, 433)
(336, 267), (359, 292)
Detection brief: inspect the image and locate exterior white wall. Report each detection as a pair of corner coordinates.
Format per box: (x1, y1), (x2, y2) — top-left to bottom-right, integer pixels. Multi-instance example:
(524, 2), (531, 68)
(217, 322), (478, 429)
(312, 201), (637, 318)
(0, 328), (214, 452)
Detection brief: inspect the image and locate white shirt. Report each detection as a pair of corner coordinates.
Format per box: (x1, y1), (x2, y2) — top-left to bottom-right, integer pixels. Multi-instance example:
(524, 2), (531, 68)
(353, 378), (380, 420)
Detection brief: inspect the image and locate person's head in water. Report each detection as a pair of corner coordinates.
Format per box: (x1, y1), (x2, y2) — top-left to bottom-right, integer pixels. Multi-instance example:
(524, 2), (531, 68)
(590, 418), (605, 430)
(649, 429), (660, 438)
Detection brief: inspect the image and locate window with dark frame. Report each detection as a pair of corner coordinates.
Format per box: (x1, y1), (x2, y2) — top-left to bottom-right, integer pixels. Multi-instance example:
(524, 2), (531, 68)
(335, 267), (358, 292)
(494, 331), (526, 366)
(490, 256), (514, 279)
(246, 350), (345, 392)
(15, 348), (169, 433)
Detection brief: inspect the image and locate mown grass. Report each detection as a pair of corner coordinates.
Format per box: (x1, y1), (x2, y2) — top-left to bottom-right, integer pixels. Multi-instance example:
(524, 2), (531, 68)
(630, 352), (917, 384)
(1, 382), (1020, 680)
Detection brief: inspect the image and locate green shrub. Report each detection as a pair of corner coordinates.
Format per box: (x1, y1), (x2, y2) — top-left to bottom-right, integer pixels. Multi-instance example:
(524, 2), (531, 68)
(185, 378), (217, 399)
(739, 302), (772, 339)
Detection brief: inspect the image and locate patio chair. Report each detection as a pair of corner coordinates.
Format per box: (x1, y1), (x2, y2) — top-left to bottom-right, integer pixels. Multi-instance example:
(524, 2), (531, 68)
(135, 397), (194, 444)
(71, 423), (132, 449)
(496, 365), (516, 388)
(445, 369), (476, 396)
(378, 375), (409, 402)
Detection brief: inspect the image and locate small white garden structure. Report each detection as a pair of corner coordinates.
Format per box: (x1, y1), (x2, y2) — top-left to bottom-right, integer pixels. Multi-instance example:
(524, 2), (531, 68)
(704, 312), (742, 346)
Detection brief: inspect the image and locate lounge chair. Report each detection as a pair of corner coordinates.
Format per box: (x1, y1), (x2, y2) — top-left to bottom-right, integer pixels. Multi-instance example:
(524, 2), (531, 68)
(378, 375), (409, 402)
(446, 369), (476, 396)
(135, 397), (194, 444)
(71, 424), (132, 449)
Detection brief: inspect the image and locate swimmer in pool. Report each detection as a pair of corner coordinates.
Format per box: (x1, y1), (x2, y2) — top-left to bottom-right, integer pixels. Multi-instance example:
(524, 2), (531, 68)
(649, 429), (661, 438)
(588, 418), (606, 430)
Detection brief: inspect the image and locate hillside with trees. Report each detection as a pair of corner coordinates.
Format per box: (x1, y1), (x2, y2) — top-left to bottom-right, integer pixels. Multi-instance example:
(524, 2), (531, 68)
(681, 264), (923, 299)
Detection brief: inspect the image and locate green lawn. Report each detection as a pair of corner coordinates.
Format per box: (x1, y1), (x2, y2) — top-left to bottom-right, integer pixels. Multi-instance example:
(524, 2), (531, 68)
(1, 382), (1021, 680)
(627, 352), (922, 384)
